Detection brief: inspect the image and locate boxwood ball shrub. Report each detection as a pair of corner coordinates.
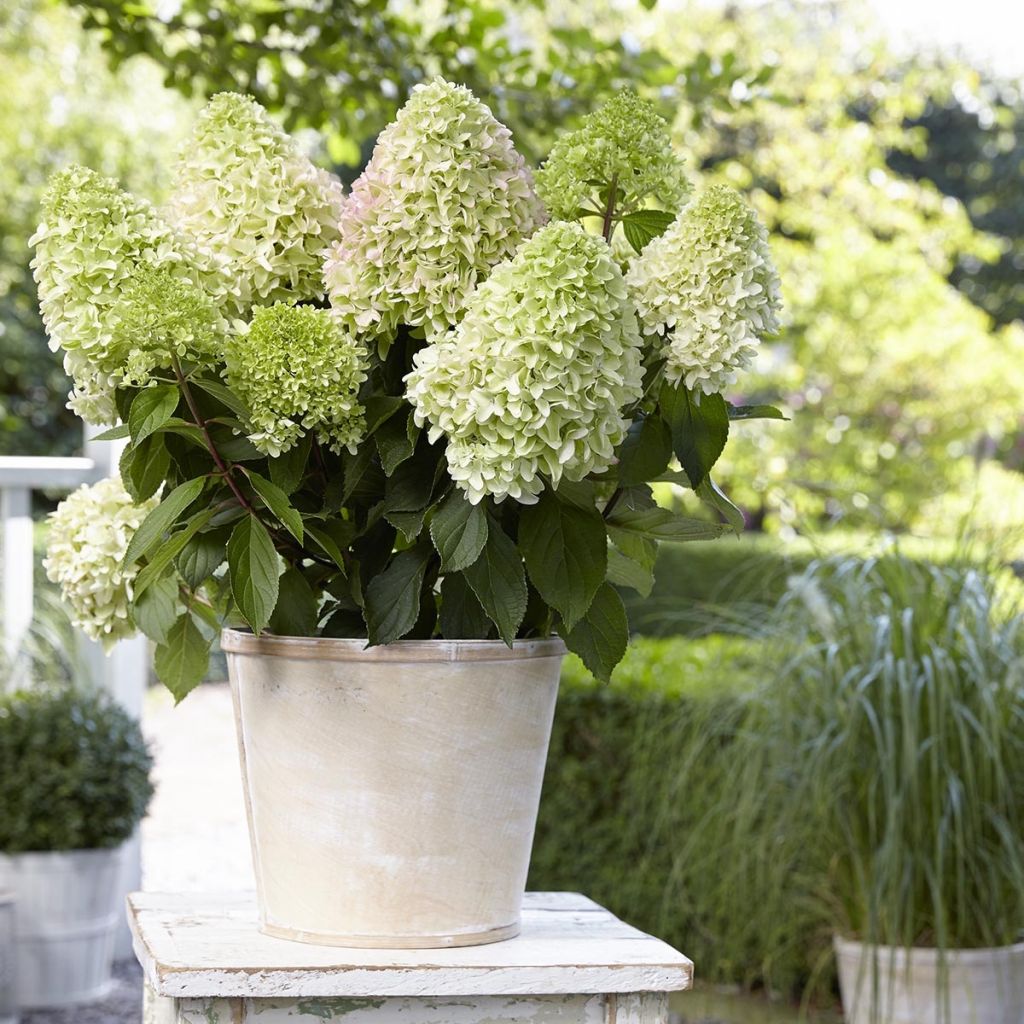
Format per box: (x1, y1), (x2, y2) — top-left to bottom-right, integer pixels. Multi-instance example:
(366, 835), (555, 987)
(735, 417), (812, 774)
(33, 79), (789, 700)
(0, 689), (154, 853)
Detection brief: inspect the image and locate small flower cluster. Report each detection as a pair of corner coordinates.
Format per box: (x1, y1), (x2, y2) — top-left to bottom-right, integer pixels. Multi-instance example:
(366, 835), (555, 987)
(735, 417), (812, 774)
(29, 166), (222, 424)
(325, 78), (545, 346)
(225, 303), (366, 456)
(535, 90), (689, 221)
(169, 92), (344, 314)
(626, 184), (782, 394)
(406, 222), (644, 504)
(43, 477), (158, 650)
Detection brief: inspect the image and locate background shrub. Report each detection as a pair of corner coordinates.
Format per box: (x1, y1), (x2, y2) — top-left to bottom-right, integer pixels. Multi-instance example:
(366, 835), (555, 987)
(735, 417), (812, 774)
(0, 688), (154, 852)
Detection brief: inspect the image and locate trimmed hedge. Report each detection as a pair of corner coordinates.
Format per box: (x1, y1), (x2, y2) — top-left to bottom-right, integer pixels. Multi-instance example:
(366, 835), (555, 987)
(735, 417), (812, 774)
(530, 636), (827, 997)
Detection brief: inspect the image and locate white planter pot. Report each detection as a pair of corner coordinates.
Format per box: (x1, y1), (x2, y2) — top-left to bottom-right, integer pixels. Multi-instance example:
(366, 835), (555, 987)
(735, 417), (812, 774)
(223, 630), (565, 948)
(0, 848), (124, 1008)
(835, 934), (1024, 1024)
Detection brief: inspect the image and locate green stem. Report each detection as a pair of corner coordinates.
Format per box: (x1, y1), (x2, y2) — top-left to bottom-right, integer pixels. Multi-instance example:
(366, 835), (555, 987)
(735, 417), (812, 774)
(601, 174), (620, 243)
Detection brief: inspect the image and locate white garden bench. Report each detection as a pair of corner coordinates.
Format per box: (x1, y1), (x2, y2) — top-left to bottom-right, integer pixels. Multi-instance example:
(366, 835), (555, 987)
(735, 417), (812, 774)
(129, 891), (693, 1024)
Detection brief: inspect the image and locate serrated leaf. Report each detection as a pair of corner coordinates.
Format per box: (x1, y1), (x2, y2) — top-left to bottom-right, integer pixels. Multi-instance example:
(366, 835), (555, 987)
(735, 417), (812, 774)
(385, 508), (426, 543)
(660, 383), (729, 488)
(134, 509), (215, 599)
(439, 572), (493, 639)
(696, 476), (745, 533)
(154, 613), (211, 704)
(616, 414), (672, 486)
(558, 582), (629, 683)
(227, 515), (280, 634)
(519, 490), (607, 630)
(621, 208), (677, 254)
(606, 506), (725, 543)
(430, 491), (489, 572)
(157, 418), (207, 448)
(364, 542), (432, 645)
(132, 575), (179, 644)
(728, 403), (788, 421)
(128, 384), (179, 445)
(123, 477), (205, 568)
(269, 434), (310, 494)
(191, 376), (250, 418)
(363, 396), (405, 435)
(606, 547), (655, 597)
(247, 470), (303, 543)
(120, 435), (170, 503)
(269, 567), (318, 637)
(176, 531), (226, 589)
(90, 423), (129, 441)
(305, 523), (348, 571)
(463, 518), (527, 646)
(375, 411), (417, 475)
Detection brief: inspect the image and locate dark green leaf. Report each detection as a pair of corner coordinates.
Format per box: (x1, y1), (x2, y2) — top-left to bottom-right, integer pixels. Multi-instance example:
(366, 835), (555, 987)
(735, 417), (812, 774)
(439, 572), (493, 639)
(191, 377), (250, 418)
(305, 523), (349, 572)
(696, 476), (745, 533)
(728, 403), (788, 421)
(660, 383), (729, 488)
(621, 208), (676, 254)
(119, 435), (170, 503)
(247, 470), (303, 543)
(90, 423), (129, 441)
(269, 568), (318, 637)
(134, 509), (215, 599)
(321, 608), (367, 638)
(128, 384), (179, 445)
(123, 477), (206, 568)
(227, 515), (280, 634)
(215, 433), (264, 462)
(463, 519), (528, 646)
(519, 490), (607, 630)
(558, 582), (629, 683)
(616, 415), (672, 486)
(607, 506), (725, 543)
(176, 531), (226, 589)
(606, 547), (654, 597)
(154, 613), (211, 704)
(364, 543), (432, 645)
(363, 395), (405, 435)
(269, 434), (310, 494)
(385, 508), (426, 543)
(375, 410), (417, 475)
(132, 576), (179, 644)
(430, 491), (489, 573)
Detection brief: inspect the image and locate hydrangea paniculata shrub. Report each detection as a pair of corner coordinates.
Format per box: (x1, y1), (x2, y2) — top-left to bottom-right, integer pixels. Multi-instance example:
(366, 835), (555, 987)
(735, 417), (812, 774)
(36, 84), (784, 696)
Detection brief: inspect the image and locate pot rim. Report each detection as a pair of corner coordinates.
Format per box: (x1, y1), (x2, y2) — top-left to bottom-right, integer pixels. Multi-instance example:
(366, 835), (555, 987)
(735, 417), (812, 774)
(834, 933), (1024, 962)
(221, 628), (567, 663)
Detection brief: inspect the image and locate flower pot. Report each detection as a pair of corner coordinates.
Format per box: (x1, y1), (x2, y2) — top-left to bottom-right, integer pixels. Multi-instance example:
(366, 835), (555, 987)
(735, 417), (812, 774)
(222, 630), (565, 948)
(0, 848), (124, 1008)
(834, 934), (1024, 1024)
(0, 890), (16, 1024)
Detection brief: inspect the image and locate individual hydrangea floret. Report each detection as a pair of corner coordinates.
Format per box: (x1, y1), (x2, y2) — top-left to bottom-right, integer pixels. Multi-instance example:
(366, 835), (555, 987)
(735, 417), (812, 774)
(169, 93), (344, 314)
(325, 77), (545, 347)
(29, 166), (225, 424)
(535, 90), (689, 222)
(405, 222), (644, 505)
(43, 477), (158, 651)
(626, 184), (782, 394)
(225, 303), (366, 457)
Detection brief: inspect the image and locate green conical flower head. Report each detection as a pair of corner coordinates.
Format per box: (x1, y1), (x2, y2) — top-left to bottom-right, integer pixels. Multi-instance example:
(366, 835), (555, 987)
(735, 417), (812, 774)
(406, 222), (644, 505)
(536, 90), (689, 223)
(626, 184), (782, 394)
(169, 93), (344, 314)
(225, 303), (366, 457)
(29, 165), (225, 424)
(325, 78), (545, 348)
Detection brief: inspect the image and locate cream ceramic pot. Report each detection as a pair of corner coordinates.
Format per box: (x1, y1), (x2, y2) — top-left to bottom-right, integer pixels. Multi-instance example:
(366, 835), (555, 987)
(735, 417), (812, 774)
(834, 934), (1024, 1024)
(222, 630), (565, 948)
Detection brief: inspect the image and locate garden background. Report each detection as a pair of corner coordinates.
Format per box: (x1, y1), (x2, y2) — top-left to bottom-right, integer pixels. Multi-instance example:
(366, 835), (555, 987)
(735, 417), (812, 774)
(2, 0), (1023, 1021)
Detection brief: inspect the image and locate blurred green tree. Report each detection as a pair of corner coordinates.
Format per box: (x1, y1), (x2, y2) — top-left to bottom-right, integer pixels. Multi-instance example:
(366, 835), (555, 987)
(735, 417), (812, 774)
(0, 0), (192, 455)
(654, 2), (1024, 531)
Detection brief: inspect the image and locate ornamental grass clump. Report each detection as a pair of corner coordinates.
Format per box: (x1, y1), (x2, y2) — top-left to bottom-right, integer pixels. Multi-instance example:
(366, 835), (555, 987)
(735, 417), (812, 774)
(36, 84), (785, 700)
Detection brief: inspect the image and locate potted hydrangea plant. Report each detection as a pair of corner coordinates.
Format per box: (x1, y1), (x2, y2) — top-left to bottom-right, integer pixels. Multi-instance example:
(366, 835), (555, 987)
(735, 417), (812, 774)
(35, 80), (782, 948)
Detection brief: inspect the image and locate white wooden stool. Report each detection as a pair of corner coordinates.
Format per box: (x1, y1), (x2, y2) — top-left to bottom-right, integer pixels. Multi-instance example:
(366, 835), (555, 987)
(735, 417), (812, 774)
(129, 891), (693, 1024)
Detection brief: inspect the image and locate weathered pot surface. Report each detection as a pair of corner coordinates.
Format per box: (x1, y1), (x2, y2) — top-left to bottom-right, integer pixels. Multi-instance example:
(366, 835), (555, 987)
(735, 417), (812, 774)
(834, 934), (1024, 1024)
(223, 630), (565, 948)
